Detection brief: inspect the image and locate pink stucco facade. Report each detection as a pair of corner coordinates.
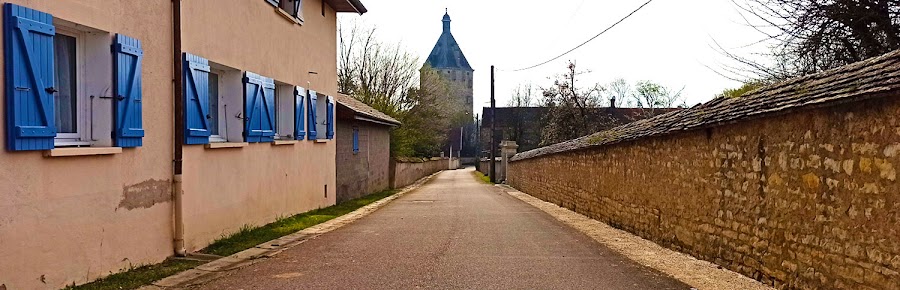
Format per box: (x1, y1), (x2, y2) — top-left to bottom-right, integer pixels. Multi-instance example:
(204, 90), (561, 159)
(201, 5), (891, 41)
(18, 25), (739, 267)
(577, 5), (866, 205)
(0, 1), (349, 288)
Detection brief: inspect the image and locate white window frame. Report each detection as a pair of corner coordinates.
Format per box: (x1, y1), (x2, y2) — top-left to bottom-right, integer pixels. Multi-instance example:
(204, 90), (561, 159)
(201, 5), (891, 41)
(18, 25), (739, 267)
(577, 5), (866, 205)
(53, 26), (89, 147)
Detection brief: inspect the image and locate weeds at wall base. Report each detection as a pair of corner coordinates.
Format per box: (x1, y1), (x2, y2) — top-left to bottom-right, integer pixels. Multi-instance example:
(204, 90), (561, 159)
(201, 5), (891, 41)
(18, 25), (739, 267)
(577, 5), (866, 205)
(66, 189), (400, 290)
(472, 171), (493, 184)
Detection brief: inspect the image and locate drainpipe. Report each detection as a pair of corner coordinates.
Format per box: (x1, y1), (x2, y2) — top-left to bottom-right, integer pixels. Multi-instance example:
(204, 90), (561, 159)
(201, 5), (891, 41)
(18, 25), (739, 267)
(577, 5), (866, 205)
(172, 0), (186, 257)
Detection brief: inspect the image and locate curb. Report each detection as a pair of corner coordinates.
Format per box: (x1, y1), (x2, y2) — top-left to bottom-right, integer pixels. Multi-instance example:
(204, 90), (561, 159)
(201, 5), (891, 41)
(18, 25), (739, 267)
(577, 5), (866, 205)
(496, 184), (773, 290)
(141, 172), (441, 289)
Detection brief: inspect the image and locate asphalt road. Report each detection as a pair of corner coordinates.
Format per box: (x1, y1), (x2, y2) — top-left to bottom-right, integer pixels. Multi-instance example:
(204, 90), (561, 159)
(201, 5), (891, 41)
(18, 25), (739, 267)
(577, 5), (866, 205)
(192, 168), (691, 290)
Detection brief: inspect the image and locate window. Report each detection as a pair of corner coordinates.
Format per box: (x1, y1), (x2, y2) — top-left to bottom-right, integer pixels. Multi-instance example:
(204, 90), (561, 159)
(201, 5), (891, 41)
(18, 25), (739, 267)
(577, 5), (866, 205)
(269, 0), (303, 23)
(352, 127), (359, 154)
(51, 22), (116, 147)
(4, 3), (145, 151)
(208, 71), (223, 142)
(307, 91), (334, 140)
(207, 64), (242, 143)
(275, 83), (295, 140)
(54, 33), (79, 142)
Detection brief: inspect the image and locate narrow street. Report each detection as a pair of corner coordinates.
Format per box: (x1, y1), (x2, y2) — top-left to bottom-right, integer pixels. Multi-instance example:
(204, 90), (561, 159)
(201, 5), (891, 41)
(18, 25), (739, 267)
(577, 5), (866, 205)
(192, 168), (690, 289)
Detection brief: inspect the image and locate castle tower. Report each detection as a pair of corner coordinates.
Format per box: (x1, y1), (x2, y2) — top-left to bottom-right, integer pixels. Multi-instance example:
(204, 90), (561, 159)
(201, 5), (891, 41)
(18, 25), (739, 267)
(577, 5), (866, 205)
(424, 9), (474, 115)
(424, 9), (475, 158)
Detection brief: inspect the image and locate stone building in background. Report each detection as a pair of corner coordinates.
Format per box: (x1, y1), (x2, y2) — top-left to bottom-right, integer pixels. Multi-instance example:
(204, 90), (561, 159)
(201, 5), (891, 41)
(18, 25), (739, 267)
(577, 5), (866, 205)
(423, 9), (476, 159)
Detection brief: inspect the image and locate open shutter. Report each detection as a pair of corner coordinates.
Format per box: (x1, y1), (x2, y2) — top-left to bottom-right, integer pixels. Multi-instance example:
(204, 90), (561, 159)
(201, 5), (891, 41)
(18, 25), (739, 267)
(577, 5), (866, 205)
(352, 127), (359, 153)
(294, 86), (305, 140)
(183, 53), (211, 145)
(113, 34), (144, 147)
(243, 72), (275, 143)
(326, 96), (334, 139)
(306, 90), (317, 140)
(4, 3), (56, 151)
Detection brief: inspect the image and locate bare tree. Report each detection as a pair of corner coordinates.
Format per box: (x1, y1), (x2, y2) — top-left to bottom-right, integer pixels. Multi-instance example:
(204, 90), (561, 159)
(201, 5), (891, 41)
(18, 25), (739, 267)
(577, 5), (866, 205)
(338, 21), (460, 157)
(507, 84), (536, 107)
(539, 61), (612, 146)
(607, 78), (631, 107)
(337, 21), (418, 114)
(721, 0), (900, 80)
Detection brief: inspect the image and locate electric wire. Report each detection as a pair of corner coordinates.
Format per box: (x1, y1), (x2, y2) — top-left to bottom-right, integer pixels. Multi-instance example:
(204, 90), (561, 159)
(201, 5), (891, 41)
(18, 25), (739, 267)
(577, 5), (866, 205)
(506, 0), (655, 72)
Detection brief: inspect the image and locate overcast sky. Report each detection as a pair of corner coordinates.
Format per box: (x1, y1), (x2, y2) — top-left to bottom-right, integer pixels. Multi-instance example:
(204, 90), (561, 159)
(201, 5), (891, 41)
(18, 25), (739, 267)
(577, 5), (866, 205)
(339, 0), (768, 116)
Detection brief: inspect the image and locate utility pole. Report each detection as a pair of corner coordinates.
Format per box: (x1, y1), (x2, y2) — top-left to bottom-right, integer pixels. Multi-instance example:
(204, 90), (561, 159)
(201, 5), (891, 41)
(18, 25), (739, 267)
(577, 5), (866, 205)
(489, 65), (496, 183)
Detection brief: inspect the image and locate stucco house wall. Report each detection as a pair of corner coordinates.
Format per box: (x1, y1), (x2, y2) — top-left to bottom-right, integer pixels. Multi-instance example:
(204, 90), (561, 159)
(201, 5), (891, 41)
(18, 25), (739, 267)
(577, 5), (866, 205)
(0, 1), (174, 289)
(0, 0), (352, 288)
(179, 0), (339, 252)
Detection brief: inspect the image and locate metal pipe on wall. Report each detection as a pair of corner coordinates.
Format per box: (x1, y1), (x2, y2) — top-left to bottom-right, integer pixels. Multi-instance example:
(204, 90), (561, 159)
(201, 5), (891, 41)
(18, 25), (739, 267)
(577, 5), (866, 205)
(172, 0), (186, 257)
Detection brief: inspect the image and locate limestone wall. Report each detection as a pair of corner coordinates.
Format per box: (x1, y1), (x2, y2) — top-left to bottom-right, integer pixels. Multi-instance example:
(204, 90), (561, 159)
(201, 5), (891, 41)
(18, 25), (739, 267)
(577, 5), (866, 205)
(391, 157), (449, 189)
(508, 96), (900, 289)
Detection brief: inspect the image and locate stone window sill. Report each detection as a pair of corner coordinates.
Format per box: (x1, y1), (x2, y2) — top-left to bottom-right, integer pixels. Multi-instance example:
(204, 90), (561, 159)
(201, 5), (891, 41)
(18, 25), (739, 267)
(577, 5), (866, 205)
(273, 140), (298, 146)
(275, 7), (304, 25)
(205, 142), (249, 149)
(315, 139), (330, 143)
(44, 147), (123, 157)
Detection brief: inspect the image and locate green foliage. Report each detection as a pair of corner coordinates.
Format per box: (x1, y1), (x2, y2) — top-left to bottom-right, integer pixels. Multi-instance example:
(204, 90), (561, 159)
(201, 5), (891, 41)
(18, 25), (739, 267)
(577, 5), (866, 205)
(472, 171), (492, 184)
(717, 81), (766, 98)
(63, 259), (204, 290)
(632, 81), (686, 110)
(202, 189), (400, 256)
(338, 21), (464, 158)
(66, 189), (401, 290)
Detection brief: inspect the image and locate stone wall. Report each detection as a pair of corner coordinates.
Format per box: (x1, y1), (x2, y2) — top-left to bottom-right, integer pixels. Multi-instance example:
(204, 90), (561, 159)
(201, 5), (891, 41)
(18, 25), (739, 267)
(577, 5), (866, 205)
(508, 96), (900, 289)
(478, 159), (503, 179)
(391, 157), (449, 189)
(336, 119), (392, 203)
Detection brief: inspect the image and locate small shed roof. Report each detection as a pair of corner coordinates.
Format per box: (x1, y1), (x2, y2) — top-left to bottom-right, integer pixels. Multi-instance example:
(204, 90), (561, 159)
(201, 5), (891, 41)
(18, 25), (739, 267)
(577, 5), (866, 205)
(334, 94), (401, 126)
(513, 48), (900, 161)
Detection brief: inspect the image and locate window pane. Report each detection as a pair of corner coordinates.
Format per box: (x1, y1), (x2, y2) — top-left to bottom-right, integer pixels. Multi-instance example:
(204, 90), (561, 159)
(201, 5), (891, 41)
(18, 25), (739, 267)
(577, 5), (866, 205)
(209, 72), (219, 136)
(54, 34), (77, 134)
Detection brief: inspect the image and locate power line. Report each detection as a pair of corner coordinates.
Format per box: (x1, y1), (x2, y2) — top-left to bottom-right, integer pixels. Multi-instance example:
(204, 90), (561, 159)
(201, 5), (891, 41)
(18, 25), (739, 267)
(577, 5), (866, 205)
(507, 0), (655, 72)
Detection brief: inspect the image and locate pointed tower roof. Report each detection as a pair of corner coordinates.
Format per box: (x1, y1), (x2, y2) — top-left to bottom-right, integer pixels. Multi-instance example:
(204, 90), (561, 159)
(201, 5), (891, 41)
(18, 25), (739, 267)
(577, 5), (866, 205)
(425, 9), (473, 71)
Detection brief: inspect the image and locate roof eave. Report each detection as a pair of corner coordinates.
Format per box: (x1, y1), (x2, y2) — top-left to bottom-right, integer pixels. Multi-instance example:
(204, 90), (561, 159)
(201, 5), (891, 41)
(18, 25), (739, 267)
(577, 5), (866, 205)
(329, 0), (367, 14)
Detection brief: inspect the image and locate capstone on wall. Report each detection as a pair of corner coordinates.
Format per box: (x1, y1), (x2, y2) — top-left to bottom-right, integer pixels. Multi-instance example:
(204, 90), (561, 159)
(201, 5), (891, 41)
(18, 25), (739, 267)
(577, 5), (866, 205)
(509, 96), (900, 289)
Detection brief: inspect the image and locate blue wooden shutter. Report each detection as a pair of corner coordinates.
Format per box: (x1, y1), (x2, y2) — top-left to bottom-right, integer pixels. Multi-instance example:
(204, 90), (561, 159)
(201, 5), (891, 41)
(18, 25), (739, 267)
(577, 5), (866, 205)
(306, 90), (317, 140)
(294, 86), (305, 140)
(243, 72), (275, 143)
(326, 96), (334, 139)
(4, 3), (56, 151)
(183, 53), (211, 145)
(113, 34), (145, 147)
(352, 127), (359, 153)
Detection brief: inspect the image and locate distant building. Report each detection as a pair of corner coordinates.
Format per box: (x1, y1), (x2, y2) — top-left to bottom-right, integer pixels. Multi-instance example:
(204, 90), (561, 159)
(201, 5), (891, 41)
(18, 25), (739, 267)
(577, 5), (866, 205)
(334, 94), (401, 203)
(480, 106), (683, 154)
(423, 9), (475, 158)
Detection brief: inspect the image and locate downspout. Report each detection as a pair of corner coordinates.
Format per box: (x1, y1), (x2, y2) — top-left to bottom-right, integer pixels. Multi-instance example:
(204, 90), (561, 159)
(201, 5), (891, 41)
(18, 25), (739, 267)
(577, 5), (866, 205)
(172, 0), (186, 256)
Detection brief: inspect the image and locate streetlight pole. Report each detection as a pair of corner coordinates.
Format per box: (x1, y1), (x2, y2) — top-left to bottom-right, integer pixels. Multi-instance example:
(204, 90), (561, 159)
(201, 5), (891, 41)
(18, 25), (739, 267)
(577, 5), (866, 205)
(489, 65), (496, 183)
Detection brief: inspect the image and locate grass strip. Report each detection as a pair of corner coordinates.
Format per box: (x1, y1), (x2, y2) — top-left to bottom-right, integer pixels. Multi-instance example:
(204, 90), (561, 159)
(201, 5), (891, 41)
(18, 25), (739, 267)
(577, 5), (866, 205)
(67, 188), (400, 290)
(472, 170), (493, 184)
(63, 259), (205, 290)
(201, 188), (400, 256)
